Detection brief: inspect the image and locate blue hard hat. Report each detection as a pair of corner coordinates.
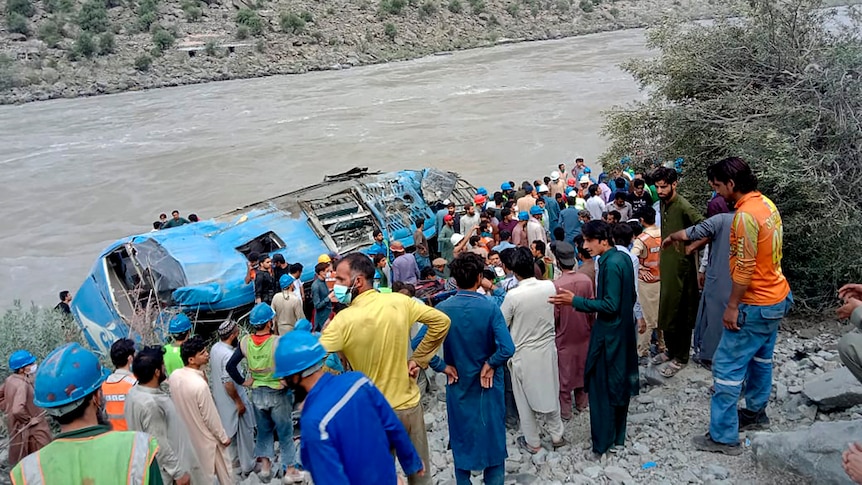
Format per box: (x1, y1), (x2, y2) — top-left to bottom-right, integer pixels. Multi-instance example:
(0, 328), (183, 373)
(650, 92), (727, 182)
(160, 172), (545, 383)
(583, 167), (592, 173)
(530, 205), (544, 216)
(294, 319), (313, 333)
(273, 330), (327, 378)
(34, 343), (109, 411)
(8, 350), (36, 371)
(279, 274), (295, 290)
(169, 313), (192, 334)
(518, 211), (529, 221)
(476, 187), (488, 196)
(501, 182), (513, 191)
(249, 302), (276, 327)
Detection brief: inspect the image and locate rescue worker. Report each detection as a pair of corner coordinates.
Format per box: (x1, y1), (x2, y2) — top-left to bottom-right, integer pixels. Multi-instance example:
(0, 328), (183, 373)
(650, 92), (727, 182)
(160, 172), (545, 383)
(101, 338), (137, 431)
(1, 350), (52, 466)
(10, 343), (161, 485)
(164, 313), (192, 376)
(273, 329), (424, 484)
(226, 303), (302, 482)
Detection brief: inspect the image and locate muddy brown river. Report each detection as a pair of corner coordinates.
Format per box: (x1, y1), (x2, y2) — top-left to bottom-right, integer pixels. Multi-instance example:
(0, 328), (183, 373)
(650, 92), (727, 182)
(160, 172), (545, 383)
(0, 28), (651, 304)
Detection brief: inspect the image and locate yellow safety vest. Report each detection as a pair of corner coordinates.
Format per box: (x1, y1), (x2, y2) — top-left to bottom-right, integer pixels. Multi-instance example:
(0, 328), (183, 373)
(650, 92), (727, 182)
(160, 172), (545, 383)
(240, 334), (281, 389)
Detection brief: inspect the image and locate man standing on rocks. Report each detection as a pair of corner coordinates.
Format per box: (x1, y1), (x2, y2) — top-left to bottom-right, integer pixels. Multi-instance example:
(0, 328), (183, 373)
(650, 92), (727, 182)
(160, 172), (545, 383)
(502, 247), (567, 454)
(1, 350), (52, 466)
(549, 220), (638, 459)
(319, 253), (451, 485)
(434, 252), (515, 485)
(632, 207), (664, 364)
(271, 274), (305, 335)
(653, 167), (703, 378)
(551, 242), (595, 419)
(692, 157), (792, 455)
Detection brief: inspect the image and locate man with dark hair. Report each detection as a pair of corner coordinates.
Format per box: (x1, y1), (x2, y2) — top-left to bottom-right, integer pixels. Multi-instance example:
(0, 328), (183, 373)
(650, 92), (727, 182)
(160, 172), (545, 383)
(552, 242), (594, 420)
(432, 253), (515, 485)
(101, 338), (137, 431)
(152, 221), (162, 232)
(158, 212), (168, 228)
(502, 247), (567, 454)
(54, 290), (72, 314)
(492, 230), (515, 252)
(460, 203), (481, 237)
(497, 208), (518, 235)
(628, 179), (652, 213)
(558, 195), (582, 244)
(311, 262), (332, 330)
(692, 157), (791, 455)
(653, 166), (703, 377)
(549, 220), (638, 459)
(574, 235), (596, 287)
(414, 218), (430, 270)
(320, 253), (451, 485)
(170, 336), (232, 484)
(531, 240), (548, 279)
(632, 206), (664, 363)
(243, 251), (260, 285)
(254, 254), (277, 304)
(10, 343), (161, 485)
(272, 253), (290, 283)
(585, 184), (605, 222)
(366, 228), (389, 259)
(606, 210), (621, 225)
(288, 262), (304, 301)
(126, 346), (205, 485)
(161, 210), (190, 229)
(439, 214), (456, 264)
(391, 241), (421, 284)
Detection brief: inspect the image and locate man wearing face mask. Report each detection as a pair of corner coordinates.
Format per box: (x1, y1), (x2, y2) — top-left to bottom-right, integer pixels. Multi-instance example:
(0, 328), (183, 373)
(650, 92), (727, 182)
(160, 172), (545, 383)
(274, 329), (423, 484)
(126, 346), (205, 485)
(226, 303), (302, 483)
(209, 320), (255, 479)
(10, 343), (162, 485)
(1, 350), (52, 466)
(320, 253), (451, 485)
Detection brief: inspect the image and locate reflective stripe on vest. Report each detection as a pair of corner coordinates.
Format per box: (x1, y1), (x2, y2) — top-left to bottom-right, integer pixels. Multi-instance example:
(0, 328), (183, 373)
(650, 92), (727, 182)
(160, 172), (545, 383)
(240, 335), (281, 389)
(102, 375), (137, 431)
(12, 431), (158, 485)
(637, 232), (661, 280)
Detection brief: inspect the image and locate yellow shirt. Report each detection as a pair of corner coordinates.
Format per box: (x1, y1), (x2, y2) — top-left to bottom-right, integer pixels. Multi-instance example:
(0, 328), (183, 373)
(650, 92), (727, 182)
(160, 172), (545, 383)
(319, 290), (451, 410)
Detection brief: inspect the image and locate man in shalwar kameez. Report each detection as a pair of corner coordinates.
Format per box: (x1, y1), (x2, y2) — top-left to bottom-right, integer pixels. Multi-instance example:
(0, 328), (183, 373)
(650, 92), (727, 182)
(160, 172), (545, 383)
(434, 253), (516, 485)
(502, 247), (567, 454)
(0, 350), (52, 466)
(550, 221), (639, 458)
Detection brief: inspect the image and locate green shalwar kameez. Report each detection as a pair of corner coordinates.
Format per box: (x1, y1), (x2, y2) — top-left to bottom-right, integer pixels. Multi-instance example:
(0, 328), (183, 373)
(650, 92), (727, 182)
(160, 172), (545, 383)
(659, 193), (704, 364)
(572, 247), (639, 454)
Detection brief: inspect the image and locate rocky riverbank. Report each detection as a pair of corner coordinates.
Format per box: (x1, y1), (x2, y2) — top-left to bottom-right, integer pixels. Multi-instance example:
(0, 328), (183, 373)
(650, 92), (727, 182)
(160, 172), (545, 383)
(0, 0), (742, 104)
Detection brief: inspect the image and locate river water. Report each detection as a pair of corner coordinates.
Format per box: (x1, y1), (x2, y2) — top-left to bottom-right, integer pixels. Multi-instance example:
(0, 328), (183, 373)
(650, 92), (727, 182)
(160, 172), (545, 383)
(0, 28), (651, 304)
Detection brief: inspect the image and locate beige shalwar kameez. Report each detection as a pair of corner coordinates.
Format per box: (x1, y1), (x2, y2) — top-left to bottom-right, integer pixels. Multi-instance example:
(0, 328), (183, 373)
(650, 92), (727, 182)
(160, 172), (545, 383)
(0, 373), (52, 465)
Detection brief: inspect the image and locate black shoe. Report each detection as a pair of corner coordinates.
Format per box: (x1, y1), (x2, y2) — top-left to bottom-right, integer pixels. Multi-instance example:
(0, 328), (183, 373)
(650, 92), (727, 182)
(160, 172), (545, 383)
(692, 433), (743, 456)
(738, 408), (770, 431)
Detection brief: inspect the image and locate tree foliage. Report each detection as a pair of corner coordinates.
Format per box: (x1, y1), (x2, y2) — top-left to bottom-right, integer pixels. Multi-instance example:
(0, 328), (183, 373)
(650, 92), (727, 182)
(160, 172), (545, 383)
(601, 0), (862, 311)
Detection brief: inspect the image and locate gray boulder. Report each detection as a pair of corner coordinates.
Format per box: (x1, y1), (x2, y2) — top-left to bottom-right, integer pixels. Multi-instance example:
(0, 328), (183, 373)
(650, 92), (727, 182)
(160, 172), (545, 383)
(752, 419), (862, 484)
(803, 367), (862, 410)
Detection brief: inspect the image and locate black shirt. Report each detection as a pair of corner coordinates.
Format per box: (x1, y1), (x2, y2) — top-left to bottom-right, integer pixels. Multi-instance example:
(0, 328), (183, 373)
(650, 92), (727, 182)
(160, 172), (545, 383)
(254, 270), (278, 304)
(628, 192), (652, 214)
(54, 302), (71, 314)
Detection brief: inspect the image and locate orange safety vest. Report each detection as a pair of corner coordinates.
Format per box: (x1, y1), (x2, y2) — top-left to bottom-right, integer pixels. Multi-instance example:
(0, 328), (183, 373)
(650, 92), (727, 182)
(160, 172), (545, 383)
(325, 271), (336, 291)
(101, 372), (137, 431)
(637, 232), (661, 281)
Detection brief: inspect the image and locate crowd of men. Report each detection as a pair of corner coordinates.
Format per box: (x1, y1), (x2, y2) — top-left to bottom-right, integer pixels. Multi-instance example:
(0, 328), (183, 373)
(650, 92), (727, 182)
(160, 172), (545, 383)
(152, 210), (199, 231)
(8, 156), (862, 484)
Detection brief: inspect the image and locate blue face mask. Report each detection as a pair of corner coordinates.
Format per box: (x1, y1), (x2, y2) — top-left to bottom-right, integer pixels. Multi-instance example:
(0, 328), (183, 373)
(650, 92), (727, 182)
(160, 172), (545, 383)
(333, 281), (355, 304)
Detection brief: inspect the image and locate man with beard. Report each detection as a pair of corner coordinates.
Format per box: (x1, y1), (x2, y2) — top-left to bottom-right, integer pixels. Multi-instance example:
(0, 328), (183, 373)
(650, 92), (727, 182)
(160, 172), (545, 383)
(254, 254), (278, 305)
(126, 346), (206, 485)
(11, 343), (161, 485)
(319, 253), (451, 485)
(170, 336), (233, 485)
(209, 320), (255, 478)
(274, 330), (423, 484)
(653, 167), (703, 378)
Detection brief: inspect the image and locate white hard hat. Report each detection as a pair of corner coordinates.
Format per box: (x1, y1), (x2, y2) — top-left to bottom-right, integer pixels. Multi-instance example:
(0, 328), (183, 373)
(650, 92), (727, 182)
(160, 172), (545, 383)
(550, 171), (560, 181)
(579, 175), (591, 184)
(451, 233), (465, 245)
(538, 184), (549, 193)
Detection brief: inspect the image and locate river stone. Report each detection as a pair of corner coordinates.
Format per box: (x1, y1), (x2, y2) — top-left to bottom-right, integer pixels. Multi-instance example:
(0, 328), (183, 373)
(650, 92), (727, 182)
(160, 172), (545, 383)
(604, 465), (633, 483)
(704, 464), (729, 480)
(582, 466), (602, 479)
(751, 419), (862, 484)
(802, 367), (862, 410)
(642, 366), (668, 387)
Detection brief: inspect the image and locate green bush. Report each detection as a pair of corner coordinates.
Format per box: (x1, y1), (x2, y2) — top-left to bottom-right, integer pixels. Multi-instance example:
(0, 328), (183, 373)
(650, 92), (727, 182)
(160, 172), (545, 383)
(505, 3), (519, 16)
(279, 12), (305, 33)
(601, 0), (862, 311)
(6, 12), (30, 35)
(99, 32), (115, 54)
(137, 0), (158, 31)
(45, 0), (74, 13)
(38, 19), (64, 47)
(578, 0), (593, 12)
(447, 0), (462, 12)
(0, 304), (87, 382)
(469, 0), (484, 14)
(419, 0), (437, 18)
(300, 11), (313, 22)
(555, 0), (569, 12)
(78, 0), (110, 32)
(183, 2), (202, 21)
(384, 22), (396, 40)
(134, 53), (152, 71)
(380, 0), (406, 15)
(6, 0), (35, 18)
(152, 27), (175, 51)
(204, 40), (218, 55)
(236, 25), (249, 39)
(235, 8), (263, 36)
(73, 31), (97, 58)
(0, 54), (17, 90)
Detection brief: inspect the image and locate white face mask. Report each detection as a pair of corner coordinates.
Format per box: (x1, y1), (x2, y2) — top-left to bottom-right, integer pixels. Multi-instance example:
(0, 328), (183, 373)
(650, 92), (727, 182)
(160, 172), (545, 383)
(27, 364), (38, 375)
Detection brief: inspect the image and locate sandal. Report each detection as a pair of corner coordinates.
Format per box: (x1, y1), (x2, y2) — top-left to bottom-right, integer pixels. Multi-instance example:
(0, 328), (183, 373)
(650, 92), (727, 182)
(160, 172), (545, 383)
(651, 352), (671, 365)
(517, 436), (541, 455)
(552, 436), (569, 449)
(660, 360), (685, 378)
